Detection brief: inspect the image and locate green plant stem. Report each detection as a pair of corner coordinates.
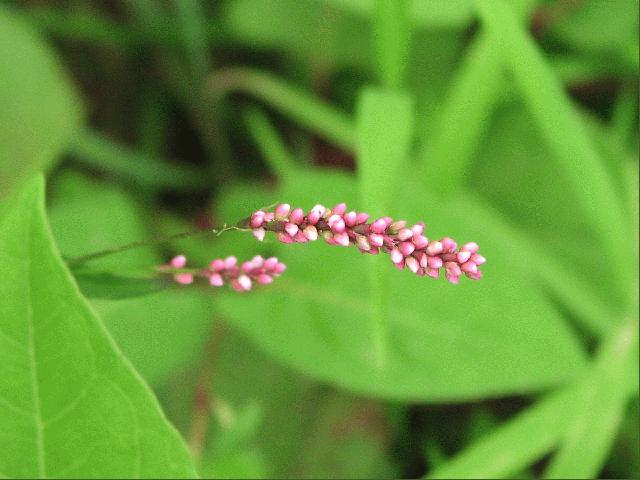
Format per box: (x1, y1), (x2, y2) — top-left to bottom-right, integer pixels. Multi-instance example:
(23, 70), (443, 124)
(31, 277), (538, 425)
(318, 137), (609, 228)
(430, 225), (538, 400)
(205, 67), (356, 151)
(65, 225), (245, 268)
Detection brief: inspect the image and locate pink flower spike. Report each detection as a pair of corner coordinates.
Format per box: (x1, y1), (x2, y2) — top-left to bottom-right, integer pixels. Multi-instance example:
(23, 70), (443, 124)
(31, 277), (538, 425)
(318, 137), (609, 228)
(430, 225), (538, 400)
(277, 232), (294, 244)
(457, 251), (472, 264)
(369, 233), (384, 247)
(170, 255), (187, 268)
(174, 273), (193, 285)
(253, 227), (266, 241)
(461, 242), (479, 253)
(303, 225), (318, 241)
(426, 241), (444, 256)
(343, 211), (357, 227)
(399, 241), (415, 256)
(356, 212), (370, 224)
(405, 256), (420, 273)
(257, 273), (273, 284)
(332, 203), (347, 215)
(397, 228), (413, 241)
(427, 256), (443, 269)
(275, 203), (291, 219)
(471, 253), (486, 265)
(285, 222), (299, 236)
(290, 208), (305, 224)
(210, 259), (225, 272)
(390, 248), (404, 264)
(224, 256), (237, 269)
(209, 273), (224, 286)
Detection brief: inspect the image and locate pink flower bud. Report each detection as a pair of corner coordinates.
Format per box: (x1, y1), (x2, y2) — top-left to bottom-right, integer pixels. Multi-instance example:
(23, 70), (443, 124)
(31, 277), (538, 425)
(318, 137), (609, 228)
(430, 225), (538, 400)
(274, 262), (287, 274)
(369, 233), (384, 247)
(174, 273), (194, 285)
(397, 228), (413, 241)
(413, 235), (429, 249)
(307, 209), (321, 225)
(209, 273), (224, 286)
(471, 253), (486, 265)
(457, 251), (472, 264)
(257, 273), (273, 284)
(399, 241), (415, 256)
(416, 251), (428, 268)
(224, 256), (237, 269)
(329, 218), (346, 233)
(343, 211), (357, 227)
(445, 272), (460, 284)
(264, 256), (278, 269)
(427, 256), (443, 269)
(252, 227), (266, 241)
(461, 261), (478, 274)
(275, 203), (291, 219)
(390, 248), (404, 264)
(334, 232), (350, 246)
(356, 234), (371, 251)
(461, 242), (479, 253)
(284, 222), (299, 236)
(241, 261), (253, 273)
(356, 212), (370, 224)
(210, 259), (225, 272)
(405, 256), (419, 273)
(412, 222), (425, 236)
(277, 232), (294, 244)
(251, 255), (264, 268)
(444, 262), (461, 277)
(332, 203), (347, 215)
(170, 255), (187, 268)
(441, 237), (457, 253)
(303, 225), (318, 241)
(290, 208), (305, 224)
(264, 212), (275, 222)
(426, 268), (440, 278)
(250, 211), (265, 228)
(237, 274), (252, 291)
(390, 220), (406, 231)
(466, 270), (483, 280)
(311, 204), (326, 216)
(426, 241), (443, 256)
(294, 231), (308, 243)
(371, 218), (388, 234)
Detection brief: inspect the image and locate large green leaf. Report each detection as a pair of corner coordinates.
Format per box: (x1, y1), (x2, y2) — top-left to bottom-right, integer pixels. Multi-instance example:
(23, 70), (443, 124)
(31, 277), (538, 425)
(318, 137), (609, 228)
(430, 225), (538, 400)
(0, 176), (195, 477)
(212, 169), (587, 401)
(0, 6), (82, 204)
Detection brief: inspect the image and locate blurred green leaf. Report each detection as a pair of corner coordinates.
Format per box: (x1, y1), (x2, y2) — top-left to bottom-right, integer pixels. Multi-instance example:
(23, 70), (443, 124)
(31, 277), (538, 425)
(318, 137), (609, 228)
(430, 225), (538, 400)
(0, 176), (195, 477)
(206, 67), (356, 151)
(373, 0), (411, 89)
(0, 6), (82, 205)
(544, 319), (639, 478)
(211, 169), (587, 401)
(429, 318), (638, 479)
(475, 0), (634, 309)
(73, 271), (172, 300)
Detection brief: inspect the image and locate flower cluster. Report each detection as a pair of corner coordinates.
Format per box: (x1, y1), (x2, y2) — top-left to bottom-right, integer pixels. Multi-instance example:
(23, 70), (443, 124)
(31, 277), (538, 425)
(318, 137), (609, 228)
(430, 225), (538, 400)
(247, 203), (485, 284)
(163, 254), (286, 292)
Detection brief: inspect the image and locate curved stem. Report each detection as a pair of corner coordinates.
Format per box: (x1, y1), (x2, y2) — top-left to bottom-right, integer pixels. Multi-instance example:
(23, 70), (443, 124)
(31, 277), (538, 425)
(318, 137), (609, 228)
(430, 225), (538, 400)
(65, 224), (248, 268)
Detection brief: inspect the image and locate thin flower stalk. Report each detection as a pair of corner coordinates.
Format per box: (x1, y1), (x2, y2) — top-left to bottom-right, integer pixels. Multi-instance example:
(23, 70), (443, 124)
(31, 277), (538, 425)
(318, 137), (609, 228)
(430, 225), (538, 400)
(244, 203), (485, 284)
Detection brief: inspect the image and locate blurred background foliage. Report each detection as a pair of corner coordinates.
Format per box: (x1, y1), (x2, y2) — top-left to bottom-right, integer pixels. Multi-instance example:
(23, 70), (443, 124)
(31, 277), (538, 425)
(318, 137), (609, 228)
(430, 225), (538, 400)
(1, 0), (638, 477)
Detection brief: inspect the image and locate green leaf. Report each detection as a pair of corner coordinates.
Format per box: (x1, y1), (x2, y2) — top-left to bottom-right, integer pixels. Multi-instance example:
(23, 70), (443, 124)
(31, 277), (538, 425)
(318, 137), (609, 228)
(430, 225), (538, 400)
(213, 171), (587, 401)
(0, 176), (195, 477)
(73, 271), (172, 300)
(373, 0), (411, 89)
(0, 6), (82, 204)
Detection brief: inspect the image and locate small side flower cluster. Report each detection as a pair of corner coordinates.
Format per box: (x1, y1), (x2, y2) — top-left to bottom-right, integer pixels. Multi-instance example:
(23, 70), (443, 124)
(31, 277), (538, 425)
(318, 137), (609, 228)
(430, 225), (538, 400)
(247, 203), (485, 284)
(163, 254), (286, 292)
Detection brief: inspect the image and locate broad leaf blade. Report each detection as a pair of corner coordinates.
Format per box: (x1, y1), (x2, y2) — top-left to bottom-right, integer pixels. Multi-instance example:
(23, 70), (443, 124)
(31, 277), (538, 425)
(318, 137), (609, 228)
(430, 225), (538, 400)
(0, 176), (196, 478)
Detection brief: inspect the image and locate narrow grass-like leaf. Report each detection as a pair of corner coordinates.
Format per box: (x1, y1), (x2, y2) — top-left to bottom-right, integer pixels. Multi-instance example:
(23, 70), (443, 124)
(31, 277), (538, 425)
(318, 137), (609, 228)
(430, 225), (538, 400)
(544, 319), (639, 478)
(244, 106), (298, 177)
(68, 129), (211, 191)
(0, 176), (196, 477)
(356, 88), (414, 366)
(475, 0), (633, 306)
(373, 0), (410, 89)
(0, 6), (82, 204)
(206, 67), (356, 151)
(173, 0), (210, 82)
